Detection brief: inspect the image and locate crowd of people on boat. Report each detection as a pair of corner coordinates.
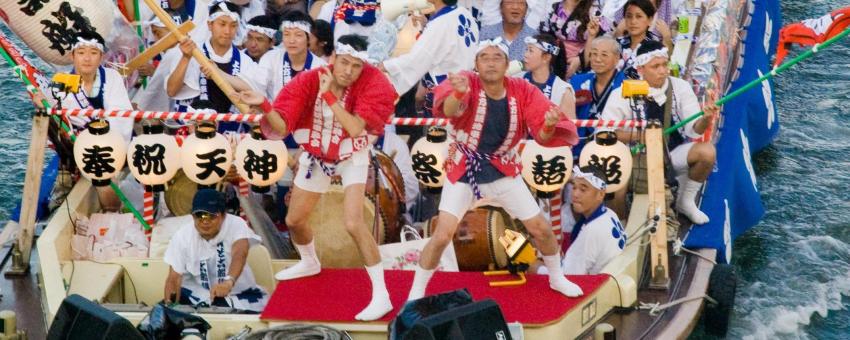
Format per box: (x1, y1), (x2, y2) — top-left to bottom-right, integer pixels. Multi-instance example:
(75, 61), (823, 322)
(32, 0), (722, 319)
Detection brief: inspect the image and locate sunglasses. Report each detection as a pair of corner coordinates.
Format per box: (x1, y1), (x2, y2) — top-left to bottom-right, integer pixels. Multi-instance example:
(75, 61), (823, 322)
(192, 211), (219, 222)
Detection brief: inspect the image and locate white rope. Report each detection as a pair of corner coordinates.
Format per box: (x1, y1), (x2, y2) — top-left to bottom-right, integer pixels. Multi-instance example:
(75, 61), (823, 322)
(638, 294), (718, 316)
(672, 238), (717, 264)
(813, 43), (820, 53)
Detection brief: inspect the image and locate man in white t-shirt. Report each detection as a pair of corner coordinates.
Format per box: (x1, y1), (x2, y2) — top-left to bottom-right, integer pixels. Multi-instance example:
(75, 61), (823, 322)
(163, 189), (268, 312)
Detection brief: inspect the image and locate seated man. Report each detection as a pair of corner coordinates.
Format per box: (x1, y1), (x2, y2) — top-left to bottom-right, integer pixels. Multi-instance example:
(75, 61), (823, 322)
(601, 41), (718, 224)
(163, 189), (268, 312)
(561, 165), (625, 274)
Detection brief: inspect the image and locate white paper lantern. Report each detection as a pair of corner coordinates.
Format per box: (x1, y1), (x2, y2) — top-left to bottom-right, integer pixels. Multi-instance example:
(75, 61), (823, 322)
(180, 122), (233, 186)
(73, 119), (127, 187)
(410, 127), (451, 188)
(127, 125), (181, 192)
(520, 139), (573, 196)
(579, 131), (633, 193)
(234, 127), (288, 193)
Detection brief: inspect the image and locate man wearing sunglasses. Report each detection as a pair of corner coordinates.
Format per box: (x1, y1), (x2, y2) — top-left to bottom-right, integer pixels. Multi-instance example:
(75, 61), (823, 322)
(163, 189), (268, 312)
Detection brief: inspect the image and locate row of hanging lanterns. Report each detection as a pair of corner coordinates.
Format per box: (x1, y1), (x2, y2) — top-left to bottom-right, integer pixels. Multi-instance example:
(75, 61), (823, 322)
(73, 120), (288, 193)
(409, 128), (634, 195)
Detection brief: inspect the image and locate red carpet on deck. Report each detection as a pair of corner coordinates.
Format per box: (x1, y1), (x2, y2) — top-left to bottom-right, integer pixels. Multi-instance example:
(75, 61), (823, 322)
(260, 269), (609, 325)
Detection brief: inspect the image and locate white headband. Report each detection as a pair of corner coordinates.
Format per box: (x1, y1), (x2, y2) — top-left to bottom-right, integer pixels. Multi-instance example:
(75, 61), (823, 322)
(476, 37), (510, 57)
(524, 36), (559, 55)
(335, 43), (370, 62)
(280, 21), (311, 35)
(208, 3), (240, 23)
(572, 165), (607, 191)
(247, 24), (277, 39)
(633, 47), (669, 67)
(72, 37), (104, 52)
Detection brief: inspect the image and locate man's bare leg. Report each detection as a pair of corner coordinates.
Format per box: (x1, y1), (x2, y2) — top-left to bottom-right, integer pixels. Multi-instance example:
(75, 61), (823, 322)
(521, 214), (583, 297)
(343, 184), (392, 321)
(407, 211), (460, 301)
(274, 185), (323, 280)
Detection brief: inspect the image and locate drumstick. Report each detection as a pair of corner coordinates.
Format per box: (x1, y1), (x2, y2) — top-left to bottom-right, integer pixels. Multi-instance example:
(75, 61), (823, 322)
(141, 0), (251, 114)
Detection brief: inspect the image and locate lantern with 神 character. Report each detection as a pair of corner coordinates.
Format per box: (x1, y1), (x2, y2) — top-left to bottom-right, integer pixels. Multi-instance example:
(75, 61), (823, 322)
(180, 122), (233, 187)
(520, 139), (573, 197)
(127, 125), (181, 192)
(579, 131), (633, 193)
(234, 126), (288, 193)
(73, 119), (127, 187)
(410, 127), (451, 189)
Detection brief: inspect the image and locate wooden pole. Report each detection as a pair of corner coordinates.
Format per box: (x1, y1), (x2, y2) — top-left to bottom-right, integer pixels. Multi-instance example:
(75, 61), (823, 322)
(118, 21), (196, 76)
(6, 114), (49, 276)
(141, 0), (251, 113)
(645, 121), (670, 289)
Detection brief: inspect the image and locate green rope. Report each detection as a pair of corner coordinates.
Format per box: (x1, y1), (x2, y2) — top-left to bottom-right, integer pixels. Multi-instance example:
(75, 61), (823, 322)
(0, 43), (152, 231)
(630, 26), (850, 154)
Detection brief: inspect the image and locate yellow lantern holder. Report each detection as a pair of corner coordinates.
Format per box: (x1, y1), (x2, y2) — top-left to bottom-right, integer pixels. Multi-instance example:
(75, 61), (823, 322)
(484, 230), (538, 287)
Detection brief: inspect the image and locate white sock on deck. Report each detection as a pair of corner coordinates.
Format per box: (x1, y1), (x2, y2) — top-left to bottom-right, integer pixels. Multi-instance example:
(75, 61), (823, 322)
(407, 265), (435, 301)
(355, 263), (393, 321)
(677, 178), (710, 225)
(274, 241), (321, 281)
(543, 254), (583, 297)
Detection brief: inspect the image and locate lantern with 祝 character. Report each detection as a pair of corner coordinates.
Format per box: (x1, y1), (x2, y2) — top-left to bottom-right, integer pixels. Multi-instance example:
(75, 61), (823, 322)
(126, 125), (181, 192)
(520, 139), (573, 197)
(410, 127), (451, 189)
(234, 126), (288, 193)
(180, 122), (233, 187)
(73, 119), (127, 187)
(579, 131), (633, 193)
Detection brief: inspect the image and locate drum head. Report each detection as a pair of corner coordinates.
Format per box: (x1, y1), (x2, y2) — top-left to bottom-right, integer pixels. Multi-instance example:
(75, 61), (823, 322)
(164, 170), (198, 216)
(311, 190), (381, 268)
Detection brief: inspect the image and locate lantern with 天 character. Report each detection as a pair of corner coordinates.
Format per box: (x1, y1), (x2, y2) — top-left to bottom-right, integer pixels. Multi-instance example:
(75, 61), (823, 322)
(73, 119), (127, 187)
(520, 139), (573, 197)
(126, 125), (181, 192)
(579, 131), (633, 193)
(234, 126), (288, 193)
(410, 127), (451, 189)
(180, 122), (233, 187)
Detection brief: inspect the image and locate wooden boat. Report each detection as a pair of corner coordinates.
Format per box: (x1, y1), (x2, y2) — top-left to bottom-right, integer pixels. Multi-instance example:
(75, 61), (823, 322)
(0, 0), (776, 338)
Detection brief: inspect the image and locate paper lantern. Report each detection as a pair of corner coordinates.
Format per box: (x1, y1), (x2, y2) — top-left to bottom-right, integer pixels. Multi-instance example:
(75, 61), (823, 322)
(578, 131), (633, 193)
(234, 126), (288, 193)
(520, 139), (573, 196)
(73, 119), (127, 187)
(410, 127), (451, 188)
(127, 125), (181, 192)
(179, 122), (233, 186)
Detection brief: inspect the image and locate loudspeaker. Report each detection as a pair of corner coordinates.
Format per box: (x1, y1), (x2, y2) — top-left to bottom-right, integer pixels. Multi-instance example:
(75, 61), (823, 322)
(47, 294), (145, 340)
(382, 0), (432, 21)
(404, 299), (513, 340)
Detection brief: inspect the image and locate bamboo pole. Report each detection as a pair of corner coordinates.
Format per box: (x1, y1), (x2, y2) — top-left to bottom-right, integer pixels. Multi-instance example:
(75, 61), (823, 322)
(645, 121), (669, 289)
(141, 0), (251, 113)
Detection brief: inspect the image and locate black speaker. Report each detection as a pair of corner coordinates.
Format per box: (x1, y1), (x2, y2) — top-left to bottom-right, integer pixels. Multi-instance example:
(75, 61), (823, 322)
(404, 299), (513, 340)
(47, 294), (145, 340)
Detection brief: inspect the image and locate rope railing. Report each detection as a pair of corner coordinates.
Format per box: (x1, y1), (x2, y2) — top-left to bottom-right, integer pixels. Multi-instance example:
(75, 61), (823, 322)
(51, 108), (648, 128)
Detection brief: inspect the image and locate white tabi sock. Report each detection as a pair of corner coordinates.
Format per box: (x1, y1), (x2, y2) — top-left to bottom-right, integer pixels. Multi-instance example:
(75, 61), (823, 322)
(407, 265), (435, 301)
(677, 178), (710, 225)
(355, 264), (393, 321)
(274, 240), (321, 281)
(543, 254), (583, 297)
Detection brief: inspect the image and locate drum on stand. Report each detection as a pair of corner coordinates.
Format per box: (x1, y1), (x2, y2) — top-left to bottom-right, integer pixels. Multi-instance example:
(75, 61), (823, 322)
(424, 205), (523, 271)
(310, 150), (405, 268)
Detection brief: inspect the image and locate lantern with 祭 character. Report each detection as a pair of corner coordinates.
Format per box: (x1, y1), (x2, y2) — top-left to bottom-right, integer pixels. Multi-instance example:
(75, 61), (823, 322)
(180, 122), (233, 187)
(234, 126), (288, 193)
(127, 124), (181, 192)
(410, 127), (451, 189)
(578, 131), (633, 193)
(520, 139), (573, 197)
(73, 119), (127, 186)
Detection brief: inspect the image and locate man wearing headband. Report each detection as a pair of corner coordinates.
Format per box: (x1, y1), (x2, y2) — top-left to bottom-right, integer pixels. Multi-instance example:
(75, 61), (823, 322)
(240, 34), (398, 321)
(405, 39), (583, 301)
(165, 1), (258, 132)
(480, 0), (537, 62)
(243, 15), (278, 63)
(601, 41), (719, 225)
(163, 189), (268, 312)
(251, 11), (327, 100)
(560, 165), (625, 274)
(520, 33), (575, 117)
(380, 0), (478, 113)
(132, 11), (183, 112)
